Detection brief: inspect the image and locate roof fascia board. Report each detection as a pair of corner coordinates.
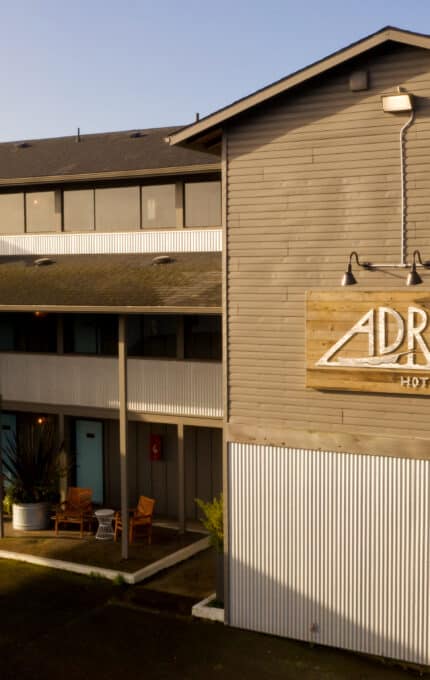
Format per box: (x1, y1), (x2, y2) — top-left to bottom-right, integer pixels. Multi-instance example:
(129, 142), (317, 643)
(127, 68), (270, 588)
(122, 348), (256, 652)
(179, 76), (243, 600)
(168, 28), (430, 146)
(0, 163), (221, 188)
(0, 305), (222, 314)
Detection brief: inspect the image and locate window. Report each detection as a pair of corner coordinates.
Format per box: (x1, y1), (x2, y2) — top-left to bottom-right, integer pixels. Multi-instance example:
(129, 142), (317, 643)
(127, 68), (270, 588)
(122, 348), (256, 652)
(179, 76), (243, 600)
(26, 191), (61, 233)
(184, 315), (222, 360)
(0, 193), (24, 234)
(185, 181), (221, 227)
(128, 315), (177, 358)
(64, 315), (118, 355)
(0, 313), (58, 353)
(0, 314), (16, 350)
(142, 184), (176, 228)
(63, 189), (95, 231)
(95, 186), (140, 231)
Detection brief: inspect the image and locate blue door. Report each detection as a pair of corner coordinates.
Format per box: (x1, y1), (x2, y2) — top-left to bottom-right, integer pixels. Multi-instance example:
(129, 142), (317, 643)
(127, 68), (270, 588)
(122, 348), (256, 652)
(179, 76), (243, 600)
(1, 413), (16, 487)
(75, 420), (103, 504)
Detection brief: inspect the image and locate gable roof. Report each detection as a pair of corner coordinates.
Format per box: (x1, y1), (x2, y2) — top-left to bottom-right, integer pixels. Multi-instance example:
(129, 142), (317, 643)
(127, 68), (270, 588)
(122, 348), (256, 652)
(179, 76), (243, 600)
(0, 127), (219, 187)
(168, 26), (430, 148)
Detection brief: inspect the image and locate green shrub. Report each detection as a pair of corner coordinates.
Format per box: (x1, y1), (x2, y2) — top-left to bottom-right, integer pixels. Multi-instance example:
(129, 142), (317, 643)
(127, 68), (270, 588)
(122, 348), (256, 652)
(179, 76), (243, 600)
(2, 494), (12, 516)
(113, 574), (126, 587)
(195, 494), (223, 553)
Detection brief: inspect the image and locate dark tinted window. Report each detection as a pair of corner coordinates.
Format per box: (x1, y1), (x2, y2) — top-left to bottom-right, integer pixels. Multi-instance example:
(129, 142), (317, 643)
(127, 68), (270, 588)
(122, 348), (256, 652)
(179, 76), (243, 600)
(184, 315), (221, 360)
(64, 314), (118, 355)
(3, 313), (58, 353)
(128, 315), (177, 358)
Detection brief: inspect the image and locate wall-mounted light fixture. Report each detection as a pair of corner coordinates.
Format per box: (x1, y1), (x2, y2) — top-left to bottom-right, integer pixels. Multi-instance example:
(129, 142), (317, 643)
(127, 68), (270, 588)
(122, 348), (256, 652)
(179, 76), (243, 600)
(406, 250), (427, 286)
(341, 249), (430, 287)
(342, 89), (424, 287)
(381, 92), (413, 113)
(341, 251), (370, 286)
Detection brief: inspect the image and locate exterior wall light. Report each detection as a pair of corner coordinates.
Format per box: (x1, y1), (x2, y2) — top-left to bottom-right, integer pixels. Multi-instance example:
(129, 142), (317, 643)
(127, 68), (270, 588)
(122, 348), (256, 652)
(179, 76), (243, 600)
(406, 250), (428, 286)
(341, 249), (430, 287)
(341, 251), (370, 286)
(381, 93), (413, 113)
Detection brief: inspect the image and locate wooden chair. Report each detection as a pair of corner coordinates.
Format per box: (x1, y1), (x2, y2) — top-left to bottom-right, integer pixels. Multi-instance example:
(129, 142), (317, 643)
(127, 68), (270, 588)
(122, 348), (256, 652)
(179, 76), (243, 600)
(54, 487), (94, 538)
(114, 496), (155, 544)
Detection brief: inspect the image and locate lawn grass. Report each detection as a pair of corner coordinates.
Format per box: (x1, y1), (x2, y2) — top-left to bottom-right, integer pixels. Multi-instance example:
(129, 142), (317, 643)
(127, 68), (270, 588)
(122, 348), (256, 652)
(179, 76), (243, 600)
(0, 558), (423, 680)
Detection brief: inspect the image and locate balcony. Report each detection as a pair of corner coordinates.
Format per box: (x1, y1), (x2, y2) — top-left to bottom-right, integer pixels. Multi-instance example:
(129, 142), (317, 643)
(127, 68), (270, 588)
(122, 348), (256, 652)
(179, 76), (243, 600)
(0, 353), (222, 418)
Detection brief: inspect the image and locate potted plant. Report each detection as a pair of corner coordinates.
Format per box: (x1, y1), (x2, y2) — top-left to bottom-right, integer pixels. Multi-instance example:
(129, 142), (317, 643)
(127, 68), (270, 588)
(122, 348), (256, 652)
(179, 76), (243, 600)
(2, 422), (63, 531)
(196, 493), (224, 605)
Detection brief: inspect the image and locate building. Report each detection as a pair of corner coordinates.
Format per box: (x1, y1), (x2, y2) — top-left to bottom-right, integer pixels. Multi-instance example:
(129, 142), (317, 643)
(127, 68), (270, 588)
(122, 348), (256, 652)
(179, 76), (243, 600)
(2, 24), (430, 669)
(169, 26), (430, 667)
(0, 127), (223, 531)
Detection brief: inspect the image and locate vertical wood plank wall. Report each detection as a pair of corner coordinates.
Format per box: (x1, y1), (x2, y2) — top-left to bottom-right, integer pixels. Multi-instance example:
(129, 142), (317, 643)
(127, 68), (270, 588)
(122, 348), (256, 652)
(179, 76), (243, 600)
(103, 420), (222, 519)
(229, 442), (430, 666)
(226, 44), (430, 449)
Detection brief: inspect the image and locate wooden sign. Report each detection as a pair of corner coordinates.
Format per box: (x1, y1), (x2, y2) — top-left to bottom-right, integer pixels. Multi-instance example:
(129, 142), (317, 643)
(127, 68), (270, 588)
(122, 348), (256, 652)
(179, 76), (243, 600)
(306, 290), (430, 396)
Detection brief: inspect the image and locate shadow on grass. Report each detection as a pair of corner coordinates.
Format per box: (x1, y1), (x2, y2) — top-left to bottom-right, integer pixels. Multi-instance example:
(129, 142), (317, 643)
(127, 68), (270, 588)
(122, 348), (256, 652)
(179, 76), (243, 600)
(0, 559), (421, 680)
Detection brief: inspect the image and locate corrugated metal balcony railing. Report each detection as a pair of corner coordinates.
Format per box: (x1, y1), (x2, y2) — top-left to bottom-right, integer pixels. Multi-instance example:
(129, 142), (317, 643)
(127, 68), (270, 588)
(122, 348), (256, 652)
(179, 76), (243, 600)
(0, 353), (223, 418)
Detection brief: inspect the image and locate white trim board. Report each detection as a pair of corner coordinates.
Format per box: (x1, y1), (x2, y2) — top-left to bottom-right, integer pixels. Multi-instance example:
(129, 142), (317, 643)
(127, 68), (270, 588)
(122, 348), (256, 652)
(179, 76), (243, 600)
(0, 536), (210, 585)
(192, 593), (225, 622)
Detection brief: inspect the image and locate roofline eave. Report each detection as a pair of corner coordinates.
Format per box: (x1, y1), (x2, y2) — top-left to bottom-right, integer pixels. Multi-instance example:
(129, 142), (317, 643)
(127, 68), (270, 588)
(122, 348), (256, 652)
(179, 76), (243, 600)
(0, 304), (222, 314)
(168, 26), (430, 147)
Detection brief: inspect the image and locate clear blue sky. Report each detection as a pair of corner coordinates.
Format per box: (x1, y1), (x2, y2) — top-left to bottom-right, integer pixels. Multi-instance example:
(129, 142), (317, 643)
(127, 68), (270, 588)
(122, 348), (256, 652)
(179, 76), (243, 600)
(1, 0), (430, 141)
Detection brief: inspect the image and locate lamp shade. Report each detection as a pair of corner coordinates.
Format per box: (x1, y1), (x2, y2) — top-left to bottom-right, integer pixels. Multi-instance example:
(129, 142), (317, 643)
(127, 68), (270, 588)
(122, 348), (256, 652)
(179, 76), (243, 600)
(341, 266), (357, 286)
(406, 264), (422, 286)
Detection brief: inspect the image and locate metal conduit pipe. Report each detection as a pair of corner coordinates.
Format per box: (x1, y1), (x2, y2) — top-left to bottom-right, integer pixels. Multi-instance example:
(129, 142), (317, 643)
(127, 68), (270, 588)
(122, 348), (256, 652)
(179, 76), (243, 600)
(356, 106), (416, 270)
(399, 109), (415, 266)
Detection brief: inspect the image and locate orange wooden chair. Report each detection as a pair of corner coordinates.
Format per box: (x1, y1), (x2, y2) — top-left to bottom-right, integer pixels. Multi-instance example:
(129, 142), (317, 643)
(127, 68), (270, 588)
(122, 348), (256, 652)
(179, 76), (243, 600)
(114, 496), (155, 544)
(54, 487), (94, 538)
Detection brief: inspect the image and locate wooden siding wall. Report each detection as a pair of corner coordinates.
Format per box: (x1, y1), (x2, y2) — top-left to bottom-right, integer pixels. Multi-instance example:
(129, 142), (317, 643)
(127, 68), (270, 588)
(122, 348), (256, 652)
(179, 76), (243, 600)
(226, 45), (430, 455)
(102, 420), (221, 519)
(184, 426), (222, 520)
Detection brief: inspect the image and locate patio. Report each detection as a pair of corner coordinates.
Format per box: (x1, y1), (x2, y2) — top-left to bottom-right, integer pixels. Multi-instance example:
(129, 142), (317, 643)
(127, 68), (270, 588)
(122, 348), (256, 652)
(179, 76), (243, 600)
(0, 517), (209, 582)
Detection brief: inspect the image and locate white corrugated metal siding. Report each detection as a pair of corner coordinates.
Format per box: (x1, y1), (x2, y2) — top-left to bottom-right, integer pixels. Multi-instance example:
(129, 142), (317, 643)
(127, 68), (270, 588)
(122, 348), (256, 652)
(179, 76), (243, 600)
(0, 353), (222, 417)
(0, 229), (222, 255)
(229, 442), (430, 666)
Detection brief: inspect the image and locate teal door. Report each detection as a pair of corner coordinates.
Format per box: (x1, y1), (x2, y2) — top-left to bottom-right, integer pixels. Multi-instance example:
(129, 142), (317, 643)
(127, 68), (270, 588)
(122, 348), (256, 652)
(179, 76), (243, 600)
(75, 420), (103, 504)
(1, 413), (16, 487)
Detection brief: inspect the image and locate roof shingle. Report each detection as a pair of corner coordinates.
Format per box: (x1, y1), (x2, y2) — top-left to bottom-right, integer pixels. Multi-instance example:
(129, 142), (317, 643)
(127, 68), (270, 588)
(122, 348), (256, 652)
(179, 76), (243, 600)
(0, 252), (221, 310)
(0, 127), (218, 182)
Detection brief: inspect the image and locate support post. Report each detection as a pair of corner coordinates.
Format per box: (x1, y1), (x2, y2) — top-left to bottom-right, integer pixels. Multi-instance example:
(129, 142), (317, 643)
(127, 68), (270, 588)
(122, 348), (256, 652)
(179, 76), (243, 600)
(177, 422), (185, 534)
(0, 397), (3, 539)
(175, 181), (184, 229)
(57, 314), (64, 355)
(118, 315), (129, 559)
(58, 413), (67, 503)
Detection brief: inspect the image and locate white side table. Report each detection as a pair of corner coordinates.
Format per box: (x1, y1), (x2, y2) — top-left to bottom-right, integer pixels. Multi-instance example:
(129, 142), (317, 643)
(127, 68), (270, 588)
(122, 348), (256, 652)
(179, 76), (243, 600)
(95, 509), (115, 541)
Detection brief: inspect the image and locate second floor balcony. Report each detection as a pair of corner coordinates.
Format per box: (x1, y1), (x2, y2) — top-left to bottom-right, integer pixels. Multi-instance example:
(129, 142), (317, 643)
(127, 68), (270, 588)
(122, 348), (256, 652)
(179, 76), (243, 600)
(0, 352), (222, 418)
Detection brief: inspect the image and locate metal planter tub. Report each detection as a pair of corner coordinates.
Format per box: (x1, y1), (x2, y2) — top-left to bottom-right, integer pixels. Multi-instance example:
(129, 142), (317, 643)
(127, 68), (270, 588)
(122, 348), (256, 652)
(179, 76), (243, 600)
(12, 502), (49, 531)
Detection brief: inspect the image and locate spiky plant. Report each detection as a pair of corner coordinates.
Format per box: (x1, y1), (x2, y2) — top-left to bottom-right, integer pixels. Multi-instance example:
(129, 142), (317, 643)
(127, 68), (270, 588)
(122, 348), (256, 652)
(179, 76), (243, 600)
(2, 423), (62, 504)
(195, 494), (223, 553)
